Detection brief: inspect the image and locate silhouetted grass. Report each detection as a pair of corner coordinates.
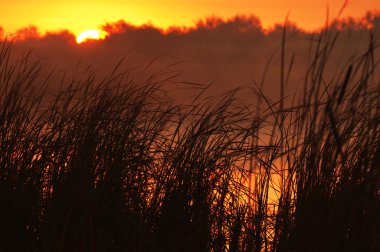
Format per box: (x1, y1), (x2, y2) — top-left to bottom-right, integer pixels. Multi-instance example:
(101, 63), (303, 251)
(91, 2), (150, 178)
(0, 26), (379, 252)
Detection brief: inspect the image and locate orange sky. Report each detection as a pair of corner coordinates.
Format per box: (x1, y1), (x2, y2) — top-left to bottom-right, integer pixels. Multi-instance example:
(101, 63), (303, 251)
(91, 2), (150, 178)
(1, 0), (378, 35)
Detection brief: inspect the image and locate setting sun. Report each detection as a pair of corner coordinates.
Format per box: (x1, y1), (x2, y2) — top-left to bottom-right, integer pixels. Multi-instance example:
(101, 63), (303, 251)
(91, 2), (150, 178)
(76, 29), (108, 44)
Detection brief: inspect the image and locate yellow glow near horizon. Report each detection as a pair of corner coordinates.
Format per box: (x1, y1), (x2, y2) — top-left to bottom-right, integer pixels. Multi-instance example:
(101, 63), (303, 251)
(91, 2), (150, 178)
(0, 0), (378, 35)
(76, 29), (108, 44)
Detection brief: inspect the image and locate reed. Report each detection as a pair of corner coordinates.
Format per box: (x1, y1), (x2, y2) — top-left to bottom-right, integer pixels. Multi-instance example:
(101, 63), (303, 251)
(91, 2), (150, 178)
(0, 26), (379, 252)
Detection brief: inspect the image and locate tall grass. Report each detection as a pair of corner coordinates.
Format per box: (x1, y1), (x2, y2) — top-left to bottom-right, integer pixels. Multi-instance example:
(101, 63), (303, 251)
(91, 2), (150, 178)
(0, 27), (379, 252)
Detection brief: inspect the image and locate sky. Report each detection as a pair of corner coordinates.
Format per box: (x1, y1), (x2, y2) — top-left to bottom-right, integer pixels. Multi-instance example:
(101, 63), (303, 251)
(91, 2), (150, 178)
(1, 0), (379, 35)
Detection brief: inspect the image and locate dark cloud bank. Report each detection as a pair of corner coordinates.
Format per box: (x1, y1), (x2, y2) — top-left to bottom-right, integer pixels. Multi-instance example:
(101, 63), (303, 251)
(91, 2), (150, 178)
(1, 12), (380, 102)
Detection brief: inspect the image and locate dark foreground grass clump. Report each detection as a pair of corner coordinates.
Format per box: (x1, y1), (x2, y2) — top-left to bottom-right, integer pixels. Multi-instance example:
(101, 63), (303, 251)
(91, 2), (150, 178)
(0, 29), (379, 252)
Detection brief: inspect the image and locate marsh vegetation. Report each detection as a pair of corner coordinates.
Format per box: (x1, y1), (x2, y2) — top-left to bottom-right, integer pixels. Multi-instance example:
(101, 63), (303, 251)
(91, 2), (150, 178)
(0, 25), (379, 252)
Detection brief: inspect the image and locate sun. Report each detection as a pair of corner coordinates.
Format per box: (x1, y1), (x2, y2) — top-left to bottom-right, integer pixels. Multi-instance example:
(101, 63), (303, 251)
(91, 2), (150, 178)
(76, 29), (108, 44)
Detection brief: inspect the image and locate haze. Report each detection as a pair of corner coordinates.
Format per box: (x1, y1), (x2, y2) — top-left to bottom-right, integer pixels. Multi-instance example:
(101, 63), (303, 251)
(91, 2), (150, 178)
(5, 13), (379, 103)
(0, 0), (379, 35)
